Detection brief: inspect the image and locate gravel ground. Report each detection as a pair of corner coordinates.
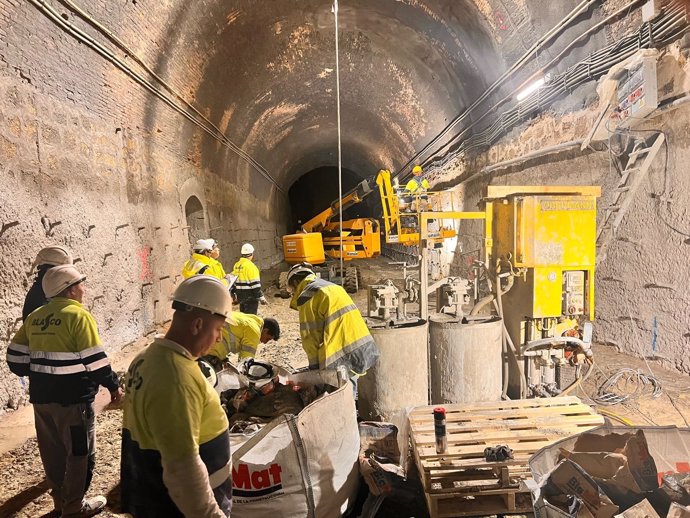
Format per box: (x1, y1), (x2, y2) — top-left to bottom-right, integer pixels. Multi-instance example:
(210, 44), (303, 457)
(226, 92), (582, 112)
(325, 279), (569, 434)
(1, 258), (690, 517)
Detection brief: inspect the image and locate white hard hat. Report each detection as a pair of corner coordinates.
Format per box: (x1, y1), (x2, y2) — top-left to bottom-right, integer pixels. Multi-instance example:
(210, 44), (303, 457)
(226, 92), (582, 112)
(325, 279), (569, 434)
(172, 276), (232, 318)
(193, 239), (217, 252)
(241, 243), (254, 255)
(34, 246), (73, 268)
(42, 264), (86, 298)
(286, 262), (315, 285)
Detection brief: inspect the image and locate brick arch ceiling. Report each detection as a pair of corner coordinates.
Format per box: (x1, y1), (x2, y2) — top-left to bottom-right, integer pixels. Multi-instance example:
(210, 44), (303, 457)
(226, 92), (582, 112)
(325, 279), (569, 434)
(143, 0), (516, 193)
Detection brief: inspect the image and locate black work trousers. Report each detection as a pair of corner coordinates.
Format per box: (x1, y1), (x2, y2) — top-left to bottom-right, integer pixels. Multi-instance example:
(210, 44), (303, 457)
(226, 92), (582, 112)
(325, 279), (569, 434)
(239, 300), (259, 315)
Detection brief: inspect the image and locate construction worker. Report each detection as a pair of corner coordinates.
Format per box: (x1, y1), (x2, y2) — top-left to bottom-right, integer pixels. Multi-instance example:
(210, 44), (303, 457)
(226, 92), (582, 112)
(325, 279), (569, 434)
(231, 243), (266, 315)
(7, 264), (122, 518)
(181, 238), (228, 284)
(23, 245), (73, 322)
(286, 263), (379, 391)
(404, 165), (430, 194)
(121, 276), (233, 518)
(202, 313), (281, 371)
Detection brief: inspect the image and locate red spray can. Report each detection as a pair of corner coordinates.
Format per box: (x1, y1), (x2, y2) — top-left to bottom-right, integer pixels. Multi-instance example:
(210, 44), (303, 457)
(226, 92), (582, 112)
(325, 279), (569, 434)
(434, 407), (447, 454)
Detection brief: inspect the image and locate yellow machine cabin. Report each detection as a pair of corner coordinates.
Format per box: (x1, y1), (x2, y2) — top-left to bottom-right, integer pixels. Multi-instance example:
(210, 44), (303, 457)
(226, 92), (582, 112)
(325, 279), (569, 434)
(282, 178), (381, 265)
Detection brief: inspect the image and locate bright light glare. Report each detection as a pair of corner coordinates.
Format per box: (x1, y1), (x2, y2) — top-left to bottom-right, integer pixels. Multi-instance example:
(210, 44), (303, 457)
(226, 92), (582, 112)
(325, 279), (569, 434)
(516, 77), (546, 101)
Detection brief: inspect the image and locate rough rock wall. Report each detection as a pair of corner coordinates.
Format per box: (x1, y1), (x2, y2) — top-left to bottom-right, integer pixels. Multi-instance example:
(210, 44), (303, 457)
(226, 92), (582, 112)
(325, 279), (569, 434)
(0, 1), (287, 413)
(456, 106), (690, 374)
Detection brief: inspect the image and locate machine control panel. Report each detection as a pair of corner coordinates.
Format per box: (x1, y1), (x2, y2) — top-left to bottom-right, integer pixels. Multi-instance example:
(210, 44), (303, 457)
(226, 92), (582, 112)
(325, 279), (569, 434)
(562, 270), (585, 315)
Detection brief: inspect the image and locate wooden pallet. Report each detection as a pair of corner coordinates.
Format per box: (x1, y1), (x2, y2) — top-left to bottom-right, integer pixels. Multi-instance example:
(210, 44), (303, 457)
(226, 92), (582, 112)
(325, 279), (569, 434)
(410, 396), (604, 517)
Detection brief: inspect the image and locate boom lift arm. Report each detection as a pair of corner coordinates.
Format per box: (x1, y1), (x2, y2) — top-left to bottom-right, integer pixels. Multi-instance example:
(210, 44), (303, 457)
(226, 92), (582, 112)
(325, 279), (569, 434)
(301, 177), (378, 233)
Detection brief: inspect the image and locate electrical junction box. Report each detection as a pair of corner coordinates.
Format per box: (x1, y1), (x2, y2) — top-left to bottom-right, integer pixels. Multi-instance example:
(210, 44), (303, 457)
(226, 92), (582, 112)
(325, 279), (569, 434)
(616, 54), (658, 127)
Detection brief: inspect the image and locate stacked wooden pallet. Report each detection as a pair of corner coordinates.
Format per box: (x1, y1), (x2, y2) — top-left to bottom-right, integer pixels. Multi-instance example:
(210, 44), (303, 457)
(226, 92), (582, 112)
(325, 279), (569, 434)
(409, 396), (604, 517)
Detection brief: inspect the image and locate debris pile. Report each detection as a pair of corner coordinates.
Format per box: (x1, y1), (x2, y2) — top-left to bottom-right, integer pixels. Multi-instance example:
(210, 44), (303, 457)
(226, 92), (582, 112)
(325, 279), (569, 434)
(218, 361), (337, 433)
(535, 429), (690, 518)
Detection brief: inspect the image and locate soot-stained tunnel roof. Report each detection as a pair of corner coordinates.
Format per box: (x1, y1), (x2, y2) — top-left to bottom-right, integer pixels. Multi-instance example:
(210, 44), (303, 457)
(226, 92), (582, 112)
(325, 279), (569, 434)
(149, 0), (505, 194)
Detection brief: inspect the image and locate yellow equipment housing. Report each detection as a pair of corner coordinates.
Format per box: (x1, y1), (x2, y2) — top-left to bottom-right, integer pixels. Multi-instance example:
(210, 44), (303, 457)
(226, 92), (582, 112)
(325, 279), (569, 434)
(483, 185), (601, 398)
(282, 232), (326, 265)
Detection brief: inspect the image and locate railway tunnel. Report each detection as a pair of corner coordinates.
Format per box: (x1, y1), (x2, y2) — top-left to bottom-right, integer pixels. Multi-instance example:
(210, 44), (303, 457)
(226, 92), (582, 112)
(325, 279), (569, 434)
(1, 0), (690, 490)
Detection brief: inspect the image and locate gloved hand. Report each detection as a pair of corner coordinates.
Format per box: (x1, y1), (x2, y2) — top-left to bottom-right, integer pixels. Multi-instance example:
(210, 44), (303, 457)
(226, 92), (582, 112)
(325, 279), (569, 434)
(259, 296), (268, 305)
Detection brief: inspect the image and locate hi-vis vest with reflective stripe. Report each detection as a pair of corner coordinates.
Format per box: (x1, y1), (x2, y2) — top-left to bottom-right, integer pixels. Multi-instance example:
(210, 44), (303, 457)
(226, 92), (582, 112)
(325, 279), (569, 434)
(6, 297), (119, 404)
(405, 177), (430, 193)
(291, 274), (379, 374)
(121, 337), (231, 516)
(207, 313), (263, 361)
(181, 253), (228, 285)
(231, 257), (262, 302)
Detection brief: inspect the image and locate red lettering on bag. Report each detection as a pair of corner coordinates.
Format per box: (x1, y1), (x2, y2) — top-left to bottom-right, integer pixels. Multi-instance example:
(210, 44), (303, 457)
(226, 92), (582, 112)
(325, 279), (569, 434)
(232, 463), (283, 490)
(232, 464), (251, 489)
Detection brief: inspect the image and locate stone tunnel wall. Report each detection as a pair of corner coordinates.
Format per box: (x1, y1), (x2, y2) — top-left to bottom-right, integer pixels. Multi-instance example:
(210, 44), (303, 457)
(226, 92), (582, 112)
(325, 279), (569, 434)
(453, 104), (690, 375)
(0, 1), (288, 413)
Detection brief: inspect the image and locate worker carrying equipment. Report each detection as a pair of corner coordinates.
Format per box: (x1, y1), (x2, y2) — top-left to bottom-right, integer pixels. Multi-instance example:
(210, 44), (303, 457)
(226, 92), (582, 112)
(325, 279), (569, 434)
(23, 245), (73, 322)
(203, 313), (281, 370)
(181, 238), (228, 285)
(121, 276), (233, 518)
(286, 262), (379, 378)
(231, 243), (266, 314)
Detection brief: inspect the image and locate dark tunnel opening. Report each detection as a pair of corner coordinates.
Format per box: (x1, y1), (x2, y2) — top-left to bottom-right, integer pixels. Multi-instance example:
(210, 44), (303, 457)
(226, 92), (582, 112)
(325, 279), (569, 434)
(287, 166), (380, 232)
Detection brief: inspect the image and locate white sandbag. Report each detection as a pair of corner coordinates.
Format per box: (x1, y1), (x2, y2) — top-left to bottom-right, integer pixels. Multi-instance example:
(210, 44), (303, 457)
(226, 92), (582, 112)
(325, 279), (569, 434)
(229, 369), (360, 517)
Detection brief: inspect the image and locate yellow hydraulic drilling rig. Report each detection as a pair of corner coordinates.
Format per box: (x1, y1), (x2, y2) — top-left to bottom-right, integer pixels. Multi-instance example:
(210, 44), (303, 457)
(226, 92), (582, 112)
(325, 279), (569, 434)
(391, 183), (601, 399)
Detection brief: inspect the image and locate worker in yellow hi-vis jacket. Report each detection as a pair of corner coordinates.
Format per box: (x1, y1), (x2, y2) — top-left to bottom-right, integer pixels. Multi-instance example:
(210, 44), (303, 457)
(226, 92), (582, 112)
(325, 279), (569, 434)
(231, 243), (266, 314)
(7, 264), (122, 517)
(181, 239), (229, 285)
(121, 276), (234, 517)
(286, 263), (379, 395)
(203, 313), (280, 370)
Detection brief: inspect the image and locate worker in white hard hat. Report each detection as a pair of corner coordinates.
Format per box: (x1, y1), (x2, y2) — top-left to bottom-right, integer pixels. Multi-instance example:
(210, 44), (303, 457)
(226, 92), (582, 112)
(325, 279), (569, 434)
(181, 238), (229, 286)
(121, 276), (233, 518)
(231, 243), (266, 315)
(203, 314), (281, 371)
(22, 245), (73, 322)
(7, 264), (123, 518)
(286, 262), (379, 395)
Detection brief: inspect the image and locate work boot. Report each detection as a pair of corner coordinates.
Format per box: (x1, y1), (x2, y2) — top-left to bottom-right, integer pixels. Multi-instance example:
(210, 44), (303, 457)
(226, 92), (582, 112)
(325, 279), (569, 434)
(60, 495), (107, 517)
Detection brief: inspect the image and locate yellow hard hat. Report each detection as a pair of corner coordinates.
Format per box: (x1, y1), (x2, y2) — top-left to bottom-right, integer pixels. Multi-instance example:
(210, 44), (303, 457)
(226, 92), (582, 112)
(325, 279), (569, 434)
(412, 165), (423, 176)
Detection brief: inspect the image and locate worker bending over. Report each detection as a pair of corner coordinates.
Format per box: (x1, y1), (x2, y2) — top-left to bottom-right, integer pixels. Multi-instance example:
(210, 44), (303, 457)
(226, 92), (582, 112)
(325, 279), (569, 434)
(121, 276), (233, 518)
(203, 313), (281, 371)
(23, 245), (73, 321)
(231, 243), (266, 314)
(181, 239), (228, 285)
(7, 264), (122, 518)
(286, 263), (379, 390)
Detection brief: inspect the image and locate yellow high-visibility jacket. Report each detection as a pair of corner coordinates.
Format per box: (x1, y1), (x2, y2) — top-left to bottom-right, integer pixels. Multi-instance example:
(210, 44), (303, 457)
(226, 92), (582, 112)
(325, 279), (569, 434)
(405, 177), (430, 193)
(207, 313), (264, 361)
(231, 257), (263, 303)
(181, 253), (228, 285)
(290, 274), (379, 374)
(121, 337), (231, 516)
(7, 297), (119, 404)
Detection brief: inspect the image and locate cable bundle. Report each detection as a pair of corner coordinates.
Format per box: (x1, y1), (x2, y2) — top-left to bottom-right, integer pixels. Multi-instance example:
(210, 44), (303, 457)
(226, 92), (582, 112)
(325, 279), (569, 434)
(594, 368), (663, 405)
